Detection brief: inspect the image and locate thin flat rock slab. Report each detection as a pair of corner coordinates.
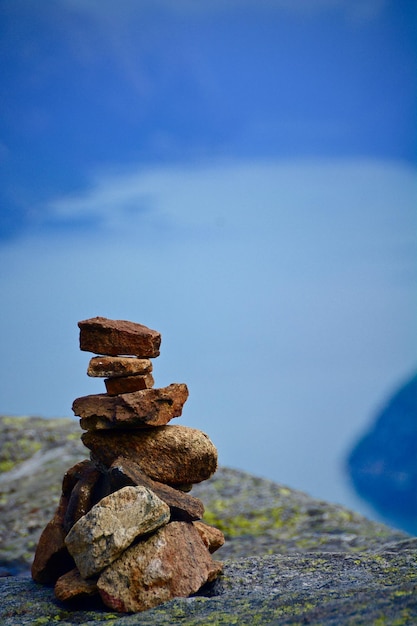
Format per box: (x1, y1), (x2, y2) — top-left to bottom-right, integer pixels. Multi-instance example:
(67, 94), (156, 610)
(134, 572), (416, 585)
(78, 317), (161, 357)
(65, 486), (170, 579)
(97, 521), (223, 613)
(104, 373), (154, 396)
(108, 456), (205, 521)
(73, 383), (188, 430)
(87, 356), (152, 378)
(54, 568), (98, 603)
(82, 425), (218, 486)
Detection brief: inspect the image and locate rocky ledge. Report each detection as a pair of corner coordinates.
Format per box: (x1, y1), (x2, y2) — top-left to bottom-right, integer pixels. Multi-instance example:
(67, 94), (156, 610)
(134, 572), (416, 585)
(1, 415), (416, 625)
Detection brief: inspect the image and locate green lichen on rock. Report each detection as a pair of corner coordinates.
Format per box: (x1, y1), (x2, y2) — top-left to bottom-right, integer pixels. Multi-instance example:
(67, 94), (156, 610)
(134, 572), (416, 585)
(1, 415), (416, 625)
(193, 467), (407, 559)
(0, 415), (87, 573)
(1, 550), (417, 624)
(0, 415), (82, 474)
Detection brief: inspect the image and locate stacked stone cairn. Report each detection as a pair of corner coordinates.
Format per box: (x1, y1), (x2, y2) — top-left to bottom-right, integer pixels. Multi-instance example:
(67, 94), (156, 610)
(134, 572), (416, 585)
(31, 317), (224, 613)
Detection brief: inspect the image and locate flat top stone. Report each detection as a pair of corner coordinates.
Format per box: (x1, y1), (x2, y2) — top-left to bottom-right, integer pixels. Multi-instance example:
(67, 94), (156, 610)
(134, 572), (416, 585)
(87, 356), (153, 378)
(78, 317), (161, 357)
(73, 383), (189, 430)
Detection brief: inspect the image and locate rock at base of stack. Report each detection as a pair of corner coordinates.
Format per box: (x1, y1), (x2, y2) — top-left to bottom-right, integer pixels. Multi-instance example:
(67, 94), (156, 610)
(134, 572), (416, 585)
(31, 317), (224, 614)
(97, 522), (223, 613)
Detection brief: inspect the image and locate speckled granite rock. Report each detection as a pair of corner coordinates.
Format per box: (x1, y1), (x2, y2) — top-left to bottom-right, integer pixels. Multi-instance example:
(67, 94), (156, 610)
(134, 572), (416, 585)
(1, 415), (416, 624)
(1, 545), (417, 625)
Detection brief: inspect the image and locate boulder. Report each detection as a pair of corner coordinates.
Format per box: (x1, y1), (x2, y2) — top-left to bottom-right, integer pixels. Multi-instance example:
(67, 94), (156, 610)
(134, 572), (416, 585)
(3, 417), (416, 624)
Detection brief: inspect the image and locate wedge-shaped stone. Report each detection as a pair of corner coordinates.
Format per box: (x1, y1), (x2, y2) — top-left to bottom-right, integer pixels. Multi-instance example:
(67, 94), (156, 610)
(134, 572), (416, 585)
(31, 494), (75, 585)
(65, 486), (170, 579)
(31, 459), (96, 584)
(78, 317), (161, 357)
(82, 425), (218, 486)
(55, 568), (98, 603)
(87, 356), (152, 378)
(104, 373), (154, 396)
(97, 521), (223, 613)
(108, 456), (205, 521)
(193, 521), (225, 553)
(73, 383), (188, 430)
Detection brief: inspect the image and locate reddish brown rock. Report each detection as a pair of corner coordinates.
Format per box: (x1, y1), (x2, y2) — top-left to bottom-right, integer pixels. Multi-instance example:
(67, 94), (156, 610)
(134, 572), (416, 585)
(31, 459), (95, 583)
(62, 459), (93, 497)
(63, 463), (103, 533)
(108, 457), (205, 521)
(87, 356), (152, 378)
(97, 521), (223, 613)
(73, 383), (188, 430)
(54, 568), (98, 602)
(82, 425), (218, 486)
(104, 373), (154, 396)
(193, 521), (225, 553)
(31, 494), (75, 585)
(78, 317), (161, 357)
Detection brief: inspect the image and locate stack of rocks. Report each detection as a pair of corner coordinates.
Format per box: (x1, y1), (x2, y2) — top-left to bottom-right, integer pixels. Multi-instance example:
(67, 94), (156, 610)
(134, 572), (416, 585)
(31, 317), (224, 613)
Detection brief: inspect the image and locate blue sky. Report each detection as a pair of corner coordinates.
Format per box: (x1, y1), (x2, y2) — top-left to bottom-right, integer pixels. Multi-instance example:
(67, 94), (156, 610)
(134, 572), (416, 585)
(0, 0), (416, 520)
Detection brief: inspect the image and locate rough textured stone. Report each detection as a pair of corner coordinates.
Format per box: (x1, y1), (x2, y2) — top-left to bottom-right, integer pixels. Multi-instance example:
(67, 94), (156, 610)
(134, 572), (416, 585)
(62, 459), (93, 497)
(104, 373), (154, 396)
(73, 384), (188, 430)
(78, 317), (161, 357)
(31, 460), (105, 585)
(65, 486), (170, 578)
(0, 420), (88, 578)
(87, 356), (152, 378)
(54, 567), (98, 602)
(97, 521), (223, 613)
(82, 425), (218, 485)
(2, 546), (417, 625)
(30, 459), (99, 581)
(108, 456), (205, 520)
(2, 415), (409, 577)
(31, 494), (75, 585)
(193, 521), (225, 553)
(63, 463), (102, 534)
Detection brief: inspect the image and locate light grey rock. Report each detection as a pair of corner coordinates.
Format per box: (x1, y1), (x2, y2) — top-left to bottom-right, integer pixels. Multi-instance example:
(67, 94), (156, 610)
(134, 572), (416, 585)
(65, 486), (170, 578)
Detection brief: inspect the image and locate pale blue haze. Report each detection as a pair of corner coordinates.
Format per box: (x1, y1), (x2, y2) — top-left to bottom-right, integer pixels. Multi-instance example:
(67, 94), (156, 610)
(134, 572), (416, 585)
(0, 0), (415, 524)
